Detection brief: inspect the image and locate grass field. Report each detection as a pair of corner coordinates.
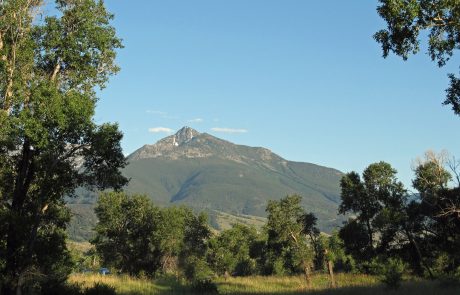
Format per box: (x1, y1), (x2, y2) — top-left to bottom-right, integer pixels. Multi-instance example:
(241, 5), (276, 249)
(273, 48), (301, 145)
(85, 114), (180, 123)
(69, 273), (460, 295)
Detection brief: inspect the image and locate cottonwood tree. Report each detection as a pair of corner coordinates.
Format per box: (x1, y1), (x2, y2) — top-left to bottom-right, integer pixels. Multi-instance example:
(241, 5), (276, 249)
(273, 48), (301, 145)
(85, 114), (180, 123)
(265, 195), (319, 288)
(339, 162), (407, 258)
(375, 0), (460, 115)
(207, 224), (259, 276)
(412, 151), (460, 272)
(0, 0), (126, 294)
(93, 193), (159, 275)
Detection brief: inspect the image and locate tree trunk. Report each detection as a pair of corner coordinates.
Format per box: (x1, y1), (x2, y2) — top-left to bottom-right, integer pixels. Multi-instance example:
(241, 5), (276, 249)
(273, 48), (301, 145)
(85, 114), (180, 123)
(327, 260), (336, 288)
(15, 273), (24, 295)
(4, 141), (34, 295)
(405, 229), (434, 278)
(303, 264), (312, 289)
(366, 219), (374, 253)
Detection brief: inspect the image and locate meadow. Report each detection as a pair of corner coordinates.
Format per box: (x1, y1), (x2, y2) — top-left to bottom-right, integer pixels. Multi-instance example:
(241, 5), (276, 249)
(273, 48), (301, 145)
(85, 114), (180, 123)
(69, 273), (460, 295)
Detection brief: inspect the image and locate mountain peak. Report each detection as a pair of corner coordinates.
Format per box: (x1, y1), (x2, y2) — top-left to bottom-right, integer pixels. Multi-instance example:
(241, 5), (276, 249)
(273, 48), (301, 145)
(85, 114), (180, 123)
(129, 126), (283, 164)
(174, 126), (199, 146)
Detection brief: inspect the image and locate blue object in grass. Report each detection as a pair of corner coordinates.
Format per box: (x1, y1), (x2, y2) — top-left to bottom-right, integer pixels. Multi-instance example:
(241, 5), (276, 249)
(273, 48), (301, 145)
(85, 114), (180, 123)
(99, 268), (110, 275)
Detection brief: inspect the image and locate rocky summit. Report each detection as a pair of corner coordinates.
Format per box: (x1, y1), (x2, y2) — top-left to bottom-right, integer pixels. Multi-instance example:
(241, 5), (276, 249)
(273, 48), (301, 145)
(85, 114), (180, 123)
(128, 126), (280, 164)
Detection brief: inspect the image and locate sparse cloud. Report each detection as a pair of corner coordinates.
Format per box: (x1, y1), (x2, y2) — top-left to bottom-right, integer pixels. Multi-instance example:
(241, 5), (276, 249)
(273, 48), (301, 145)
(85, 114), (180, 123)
(146, 110), (167, 115)
(188, 118), (204, 123)
(146, 110), (179, 120)
(148, 127), (174, 134)
(211, 127), (248, 134)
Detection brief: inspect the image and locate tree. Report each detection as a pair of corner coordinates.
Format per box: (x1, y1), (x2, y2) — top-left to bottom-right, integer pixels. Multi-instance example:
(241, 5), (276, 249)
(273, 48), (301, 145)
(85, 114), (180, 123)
(93, 192), (214, 280)
(179, 212), (212, 282)
(207, 224), (259, 276)
(339, 161), (406, 258)
(265, 195), (319, 287)
(93, 192), (160, 276)
(0, 1), (125, 294)
(320, 232), (347, 288)
(412, 151), (460, 273)
(155, 206), (193, 274)
(374, 0), (460, 115)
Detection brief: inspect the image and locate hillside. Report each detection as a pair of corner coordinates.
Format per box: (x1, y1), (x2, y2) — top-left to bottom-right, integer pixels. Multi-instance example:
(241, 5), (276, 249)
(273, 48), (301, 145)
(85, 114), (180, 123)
(68, 127), (345, 240)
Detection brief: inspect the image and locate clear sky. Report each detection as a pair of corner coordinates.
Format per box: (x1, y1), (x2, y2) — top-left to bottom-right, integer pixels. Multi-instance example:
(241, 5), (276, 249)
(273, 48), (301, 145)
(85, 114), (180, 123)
(94, 0), (460, 188)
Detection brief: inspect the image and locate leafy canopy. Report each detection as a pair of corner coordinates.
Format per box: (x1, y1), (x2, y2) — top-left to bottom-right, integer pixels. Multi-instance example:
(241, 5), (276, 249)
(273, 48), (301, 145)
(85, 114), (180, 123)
(375, 0), (460, 115)
(0, 0), (126, 293)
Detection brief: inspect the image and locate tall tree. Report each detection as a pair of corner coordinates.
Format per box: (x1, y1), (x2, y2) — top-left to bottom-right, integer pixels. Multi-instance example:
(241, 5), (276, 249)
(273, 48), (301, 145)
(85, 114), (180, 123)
(374, 0), (460, 115)
(0, 1), (125, 294)
(265, 195), (319, 287)
(339, 162), (406, 257)
(93, 192), (159, 276)
(412, 151), (460, 273)
(207, 224), (259, 276)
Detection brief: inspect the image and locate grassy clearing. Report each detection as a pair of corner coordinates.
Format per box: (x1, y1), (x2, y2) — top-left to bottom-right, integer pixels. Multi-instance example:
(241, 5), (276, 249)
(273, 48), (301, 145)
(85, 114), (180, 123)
(216, 274), (379, 293)
(69, 273), (460, 295)
(212, 210), (266, 231)
(69, 274), (180, 294)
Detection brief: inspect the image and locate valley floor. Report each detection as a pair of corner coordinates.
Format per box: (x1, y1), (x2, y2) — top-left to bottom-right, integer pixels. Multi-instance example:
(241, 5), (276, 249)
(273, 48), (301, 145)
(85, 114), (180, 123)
(69, 273), (460, 295)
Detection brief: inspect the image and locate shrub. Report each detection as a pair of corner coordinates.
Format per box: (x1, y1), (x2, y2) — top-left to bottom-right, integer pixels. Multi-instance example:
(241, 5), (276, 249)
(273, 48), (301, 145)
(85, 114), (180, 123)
(234, 259), (256, 276)
(272, 258), (287, 276)
(336, 254), (356, 273)
(438, 267), (460, 288)
(191, 278), (218, 293)
(182, 256), (213, 281)
(359, 257), (383, 275)
(84, 283), (116, 295)
(380, 258), (405, 290)
(41, 283), (83, 295)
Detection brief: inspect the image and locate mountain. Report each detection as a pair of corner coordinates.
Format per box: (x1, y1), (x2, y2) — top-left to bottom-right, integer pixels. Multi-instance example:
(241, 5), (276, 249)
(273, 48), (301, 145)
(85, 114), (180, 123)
(68, 126), (345, 240)
(125, 127), (343, 227)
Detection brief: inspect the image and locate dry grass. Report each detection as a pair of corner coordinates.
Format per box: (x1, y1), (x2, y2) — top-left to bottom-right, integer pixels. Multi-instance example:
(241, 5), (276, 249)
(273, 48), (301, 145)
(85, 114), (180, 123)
(215, 273), (378, 293)
(69, 273), (176, 294)
(69, 273), (460, 295)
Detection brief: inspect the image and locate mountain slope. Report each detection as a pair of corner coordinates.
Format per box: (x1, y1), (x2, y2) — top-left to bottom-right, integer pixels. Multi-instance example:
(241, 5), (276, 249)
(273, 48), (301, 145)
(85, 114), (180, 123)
(67, 126), (345, 240)
(122, 127), (344, 230)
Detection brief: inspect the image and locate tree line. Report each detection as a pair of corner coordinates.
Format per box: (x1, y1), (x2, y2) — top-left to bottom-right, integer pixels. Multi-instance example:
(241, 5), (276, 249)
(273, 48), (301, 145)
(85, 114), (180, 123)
(81, 151), (459, 291)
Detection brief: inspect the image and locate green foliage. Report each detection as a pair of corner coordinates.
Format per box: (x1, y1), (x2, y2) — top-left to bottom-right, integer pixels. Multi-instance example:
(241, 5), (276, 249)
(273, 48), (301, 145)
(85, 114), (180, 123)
(437, 267), (460, 289)
(0, 0), (125, 293)
(339, 162), (408, 261)
(207, 224), (259, 276)
(264, 195), (319, 280)
(41, 283), (83, 295)
(318, 231), (356, 273)
(84, 283), (116, 295)
(271, 258), (288, 276)
(179, 212), (212, 282)
(93, 192), (213, 281)
(375, 0), (460, 115)
(191, 278), (218, 293)
(380, 258), (406, 290)
(410, 153), (460, 276)
(93, 192), (159, 275)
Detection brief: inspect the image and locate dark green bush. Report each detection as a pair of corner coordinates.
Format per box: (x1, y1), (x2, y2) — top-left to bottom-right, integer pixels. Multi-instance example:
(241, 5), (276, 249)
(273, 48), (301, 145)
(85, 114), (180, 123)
(84, 283), (116, 295)
(40, 283), (83, 295)
(380, 258), (405, 290)
(191, 278), (218, 293)
(438, 268), (460, 288)
(234, 259), (256, 276)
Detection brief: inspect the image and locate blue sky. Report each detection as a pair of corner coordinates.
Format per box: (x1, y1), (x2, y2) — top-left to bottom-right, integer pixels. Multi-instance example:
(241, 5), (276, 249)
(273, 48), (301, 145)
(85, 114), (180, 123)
(94, 0), (460, 188)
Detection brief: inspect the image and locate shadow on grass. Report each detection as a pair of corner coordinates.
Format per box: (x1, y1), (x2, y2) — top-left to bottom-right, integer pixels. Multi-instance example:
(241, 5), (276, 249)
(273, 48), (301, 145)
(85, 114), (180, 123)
(116, 280), (460, 295)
